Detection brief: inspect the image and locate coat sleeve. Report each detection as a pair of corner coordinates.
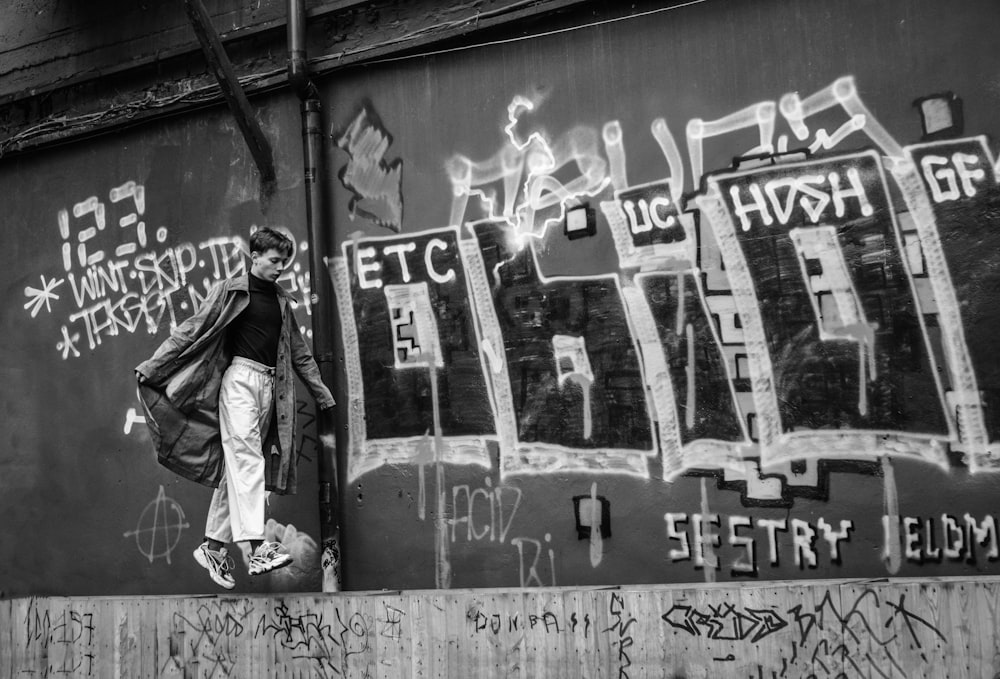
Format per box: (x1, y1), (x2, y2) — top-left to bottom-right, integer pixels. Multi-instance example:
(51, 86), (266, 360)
(288, 309), (336, 409)
(135, 280), (226, 383)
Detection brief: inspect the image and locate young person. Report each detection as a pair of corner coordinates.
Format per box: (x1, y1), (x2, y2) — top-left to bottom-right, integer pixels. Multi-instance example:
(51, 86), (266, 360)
(136, 228), (335, 589)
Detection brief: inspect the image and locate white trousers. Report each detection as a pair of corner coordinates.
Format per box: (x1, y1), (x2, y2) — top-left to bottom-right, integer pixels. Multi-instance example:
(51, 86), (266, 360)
(204, 357), (274, 543)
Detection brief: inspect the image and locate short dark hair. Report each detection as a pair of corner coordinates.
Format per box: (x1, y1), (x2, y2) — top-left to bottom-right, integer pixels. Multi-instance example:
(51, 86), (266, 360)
(250, 227), (294, 257)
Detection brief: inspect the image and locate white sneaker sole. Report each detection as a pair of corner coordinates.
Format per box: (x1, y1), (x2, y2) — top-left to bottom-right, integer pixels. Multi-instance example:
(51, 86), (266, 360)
(193, 547), (236, 590)
(248, 553), (293, 576)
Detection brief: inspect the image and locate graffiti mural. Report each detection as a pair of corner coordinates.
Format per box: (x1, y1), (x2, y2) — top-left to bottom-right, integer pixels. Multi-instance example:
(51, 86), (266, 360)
(466, 219), (655, 477)
(697, 149), (950, 467)
(332, 76), (1000, 486)
(7, 0), (1000, 597)
(332, 226), (495, 481)
(328, 59), (1000, 586)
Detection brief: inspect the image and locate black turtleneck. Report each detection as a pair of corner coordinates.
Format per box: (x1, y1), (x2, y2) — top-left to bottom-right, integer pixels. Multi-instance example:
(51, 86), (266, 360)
(228, 273), (282, 367)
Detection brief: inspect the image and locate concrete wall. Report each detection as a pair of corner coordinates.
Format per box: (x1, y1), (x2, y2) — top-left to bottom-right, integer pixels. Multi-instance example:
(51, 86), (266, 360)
(0, 95), (330, 596)
(0, 0), (615, 598)
(3, 578), (997, 677)
(320, 0), (1000, 591)
(4, 0), (1000, 600)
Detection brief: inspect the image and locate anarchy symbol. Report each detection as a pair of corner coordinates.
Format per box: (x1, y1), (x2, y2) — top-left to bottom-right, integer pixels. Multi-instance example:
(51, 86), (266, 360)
(123, 485), (190, 564)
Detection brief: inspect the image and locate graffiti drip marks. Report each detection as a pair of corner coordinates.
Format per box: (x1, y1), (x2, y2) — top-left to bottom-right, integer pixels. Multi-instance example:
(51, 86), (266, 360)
(330, 75), (1000, 518)
(698, 150), (952, 469)
(332, 227), (494, 481)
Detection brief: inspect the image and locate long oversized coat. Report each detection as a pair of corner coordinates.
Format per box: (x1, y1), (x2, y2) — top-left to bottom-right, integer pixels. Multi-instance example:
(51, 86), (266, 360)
(135, 274), (335, 495)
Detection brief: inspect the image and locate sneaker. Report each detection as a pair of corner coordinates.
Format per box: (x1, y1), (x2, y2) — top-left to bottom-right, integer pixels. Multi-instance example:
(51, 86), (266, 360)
(193, 543), (236, 590)
(248, 541), (294, 576)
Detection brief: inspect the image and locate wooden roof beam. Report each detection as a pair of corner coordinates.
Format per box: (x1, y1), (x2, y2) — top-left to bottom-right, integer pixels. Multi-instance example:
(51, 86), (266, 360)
(183, 0), (276, 201)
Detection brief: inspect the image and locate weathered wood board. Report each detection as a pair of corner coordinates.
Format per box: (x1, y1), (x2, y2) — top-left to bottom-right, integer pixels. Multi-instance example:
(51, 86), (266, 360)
(4, 577), (998, 678)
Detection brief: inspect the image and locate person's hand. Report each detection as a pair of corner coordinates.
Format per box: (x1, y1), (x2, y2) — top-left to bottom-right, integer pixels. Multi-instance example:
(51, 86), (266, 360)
(135, 370), (147, 384)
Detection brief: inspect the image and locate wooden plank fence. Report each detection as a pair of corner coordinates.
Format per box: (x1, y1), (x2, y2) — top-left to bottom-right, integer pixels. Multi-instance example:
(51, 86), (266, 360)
(3, 577), (999, 677)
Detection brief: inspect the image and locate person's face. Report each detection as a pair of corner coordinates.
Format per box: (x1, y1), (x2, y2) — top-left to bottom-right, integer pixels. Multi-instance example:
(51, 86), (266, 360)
(250, 248), (289, 282)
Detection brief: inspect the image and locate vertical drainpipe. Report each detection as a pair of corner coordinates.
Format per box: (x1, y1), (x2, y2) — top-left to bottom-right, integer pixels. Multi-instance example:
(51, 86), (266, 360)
(287, 0), (342, 592)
